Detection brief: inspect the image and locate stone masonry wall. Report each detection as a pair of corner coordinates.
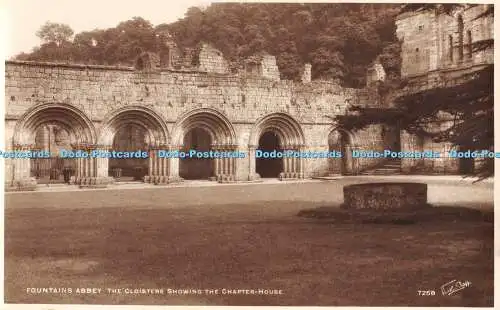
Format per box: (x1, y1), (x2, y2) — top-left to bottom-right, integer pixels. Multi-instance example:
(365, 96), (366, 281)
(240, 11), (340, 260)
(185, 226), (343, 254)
(401, 131), (459, 174)
(197, 44), (230, 74)
(396, 10), (437, 77)
(394, 4), (492, 175)
(4, 61), (383, 181)
(396, 4), (493, 78)
(261, 55), (280, 81)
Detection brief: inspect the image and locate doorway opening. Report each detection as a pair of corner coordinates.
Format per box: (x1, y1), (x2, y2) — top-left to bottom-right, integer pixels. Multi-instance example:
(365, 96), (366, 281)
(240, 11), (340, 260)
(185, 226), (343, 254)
(109, 124), (148, 181)
(180, 127), (213, 180)
(31, 124), (76, 184)
(256, 131), (283, 178)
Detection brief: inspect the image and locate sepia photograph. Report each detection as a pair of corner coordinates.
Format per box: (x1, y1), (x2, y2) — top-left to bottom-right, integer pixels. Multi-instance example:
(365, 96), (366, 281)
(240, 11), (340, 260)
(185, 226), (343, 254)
(2, 1), (495, 308)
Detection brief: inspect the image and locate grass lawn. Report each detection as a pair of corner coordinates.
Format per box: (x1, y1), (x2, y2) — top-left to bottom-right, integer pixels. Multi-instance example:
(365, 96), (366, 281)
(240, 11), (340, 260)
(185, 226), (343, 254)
(4, 180), (494, 306)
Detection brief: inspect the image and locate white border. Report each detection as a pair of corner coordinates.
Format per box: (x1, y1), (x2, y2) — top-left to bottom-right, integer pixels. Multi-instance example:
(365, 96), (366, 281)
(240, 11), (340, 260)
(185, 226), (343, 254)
(1, 0), (497, 310)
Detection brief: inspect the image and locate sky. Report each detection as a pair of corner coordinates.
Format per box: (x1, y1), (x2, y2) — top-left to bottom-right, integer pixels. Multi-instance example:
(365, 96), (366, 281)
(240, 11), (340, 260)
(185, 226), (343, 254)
(2, 0), (211, 58)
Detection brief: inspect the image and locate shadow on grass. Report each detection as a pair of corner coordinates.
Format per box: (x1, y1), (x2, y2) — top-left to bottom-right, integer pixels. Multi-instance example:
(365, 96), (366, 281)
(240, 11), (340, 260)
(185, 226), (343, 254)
(297, 204), (494, 225)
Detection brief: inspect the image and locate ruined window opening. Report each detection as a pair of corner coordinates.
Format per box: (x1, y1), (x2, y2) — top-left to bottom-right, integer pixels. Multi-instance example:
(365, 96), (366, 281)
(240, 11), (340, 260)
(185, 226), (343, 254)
(466, 30), (473, 58)
(418, 25), (423, 31)
(415, 48), (419, 52)
(457, 15), (464, 61)
(448, 35), (453, 62)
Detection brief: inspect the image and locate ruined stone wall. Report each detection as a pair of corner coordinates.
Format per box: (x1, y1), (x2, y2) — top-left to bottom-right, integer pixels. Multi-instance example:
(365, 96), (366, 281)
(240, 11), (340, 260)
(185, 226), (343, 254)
(197, 44), (230, 74)
(396, 4), (493, 78)
(396, 10), (437, 77)
(5, 61), (384, 180)
(401, 131), (459, 174)
(394, 4), (492, 175)
(260, 55), (280, 81)
(435, 4), (494, 69)
(4, 62), (376, 126)
(301, 64), (312, 83)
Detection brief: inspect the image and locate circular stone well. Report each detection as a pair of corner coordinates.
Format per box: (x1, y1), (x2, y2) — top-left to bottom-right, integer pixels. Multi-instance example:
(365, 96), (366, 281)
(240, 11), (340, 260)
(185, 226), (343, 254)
(343, 183), (428, 210)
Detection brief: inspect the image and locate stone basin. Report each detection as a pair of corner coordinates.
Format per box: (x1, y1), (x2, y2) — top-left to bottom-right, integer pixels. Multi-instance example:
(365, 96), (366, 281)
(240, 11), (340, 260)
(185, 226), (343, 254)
(343, 182), (428, 210)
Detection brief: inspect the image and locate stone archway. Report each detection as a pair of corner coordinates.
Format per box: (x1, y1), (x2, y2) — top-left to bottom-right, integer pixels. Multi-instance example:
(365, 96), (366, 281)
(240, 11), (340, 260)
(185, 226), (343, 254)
(32, 124), (75, 184)
(256, 131), (283, 178)
(249, 113), (305, 180)
(172, 108), (237, 182)
(327, 129), (356, 176)
(109, 123), (149, 181)
(180, 127), (214, 180)
(98, 106), (170, 184)
(10, 103), (97, 189)
(328, 130), (345, 175)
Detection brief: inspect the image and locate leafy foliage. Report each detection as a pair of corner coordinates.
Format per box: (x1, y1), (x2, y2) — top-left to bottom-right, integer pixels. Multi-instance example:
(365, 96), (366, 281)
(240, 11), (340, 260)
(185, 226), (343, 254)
(36, 21), (74, 46)
(15, 4), (401, 87)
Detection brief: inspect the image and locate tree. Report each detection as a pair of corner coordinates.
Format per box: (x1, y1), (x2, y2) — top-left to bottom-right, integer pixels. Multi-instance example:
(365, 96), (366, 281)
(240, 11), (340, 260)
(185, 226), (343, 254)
(36, 21), (74, 46)
(19, 4), (402, 85)
(333, 4), (494, 180)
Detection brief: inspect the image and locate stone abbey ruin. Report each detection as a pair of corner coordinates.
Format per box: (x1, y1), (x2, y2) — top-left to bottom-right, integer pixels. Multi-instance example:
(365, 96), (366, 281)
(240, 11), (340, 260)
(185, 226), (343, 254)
(3, 4), (493, 190)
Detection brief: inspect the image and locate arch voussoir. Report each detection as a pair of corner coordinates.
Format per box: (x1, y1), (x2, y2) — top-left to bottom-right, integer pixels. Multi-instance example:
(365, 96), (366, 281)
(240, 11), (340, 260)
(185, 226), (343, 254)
(97, 106), (171, 185)
(9, 103), (97, 190)
(172, 108), (237, 183)
(249, 113), (305, 181)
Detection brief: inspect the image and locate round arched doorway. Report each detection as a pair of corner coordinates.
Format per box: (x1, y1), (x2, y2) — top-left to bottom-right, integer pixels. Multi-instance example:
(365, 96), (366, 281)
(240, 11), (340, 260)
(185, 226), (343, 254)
(109, 123), (148, 181)
(327, 129), (357, 176)
(328, 130), (348, 175)
(31, 123), (76, 183)
(256, 131), (283, 178)
(179, 127), (214, 180)
(172, 108), (237, 182)
(98, 106), (170, 184)
(250, 113), (305, 180)
(11, 103), (97, 187)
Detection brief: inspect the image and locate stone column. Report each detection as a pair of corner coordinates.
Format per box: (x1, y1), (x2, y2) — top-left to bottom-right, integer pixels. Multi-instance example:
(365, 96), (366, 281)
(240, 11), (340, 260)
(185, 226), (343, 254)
(281, 146), (289, 180)
(247, 145), (260, 181)
(74, 144), (112, 188)
(6, 144), (37, 191)
(214, 144), (224, 181)
(298, 145), (305, 179)
(94, 145), (113, 185)
(144, 146), (170, 185)
(168, 145), (182, 183)
(214, 149), (221, 177)
(144, 145), (181, 184)
(279, 145), (303, 180)
(290, 146), (300, 179)
(214, 144), (236, 183)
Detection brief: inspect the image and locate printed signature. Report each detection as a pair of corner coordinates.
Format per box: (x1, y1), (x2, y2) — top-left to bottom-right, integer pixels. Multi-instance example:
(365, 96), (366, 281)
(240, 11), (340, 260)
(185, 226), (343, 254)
(440, 280), (471, 296)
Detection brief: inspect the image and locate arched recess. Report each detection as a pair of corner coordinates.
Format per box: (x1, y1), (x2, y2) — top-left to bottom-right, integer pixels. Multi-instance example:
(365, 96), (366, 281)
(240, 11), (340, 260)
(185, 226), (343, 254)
(11, 103), (96, 184)
(249, 113), (305, 148)
(171, 108), (237, 181)
(171, 108), (236, 146)
(14, 103), (96, 146)
(98, 106), (169, 147)
(98, 106), (170, 182)
(327, 127), (358, 176)
(249, 113), (305, 180)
